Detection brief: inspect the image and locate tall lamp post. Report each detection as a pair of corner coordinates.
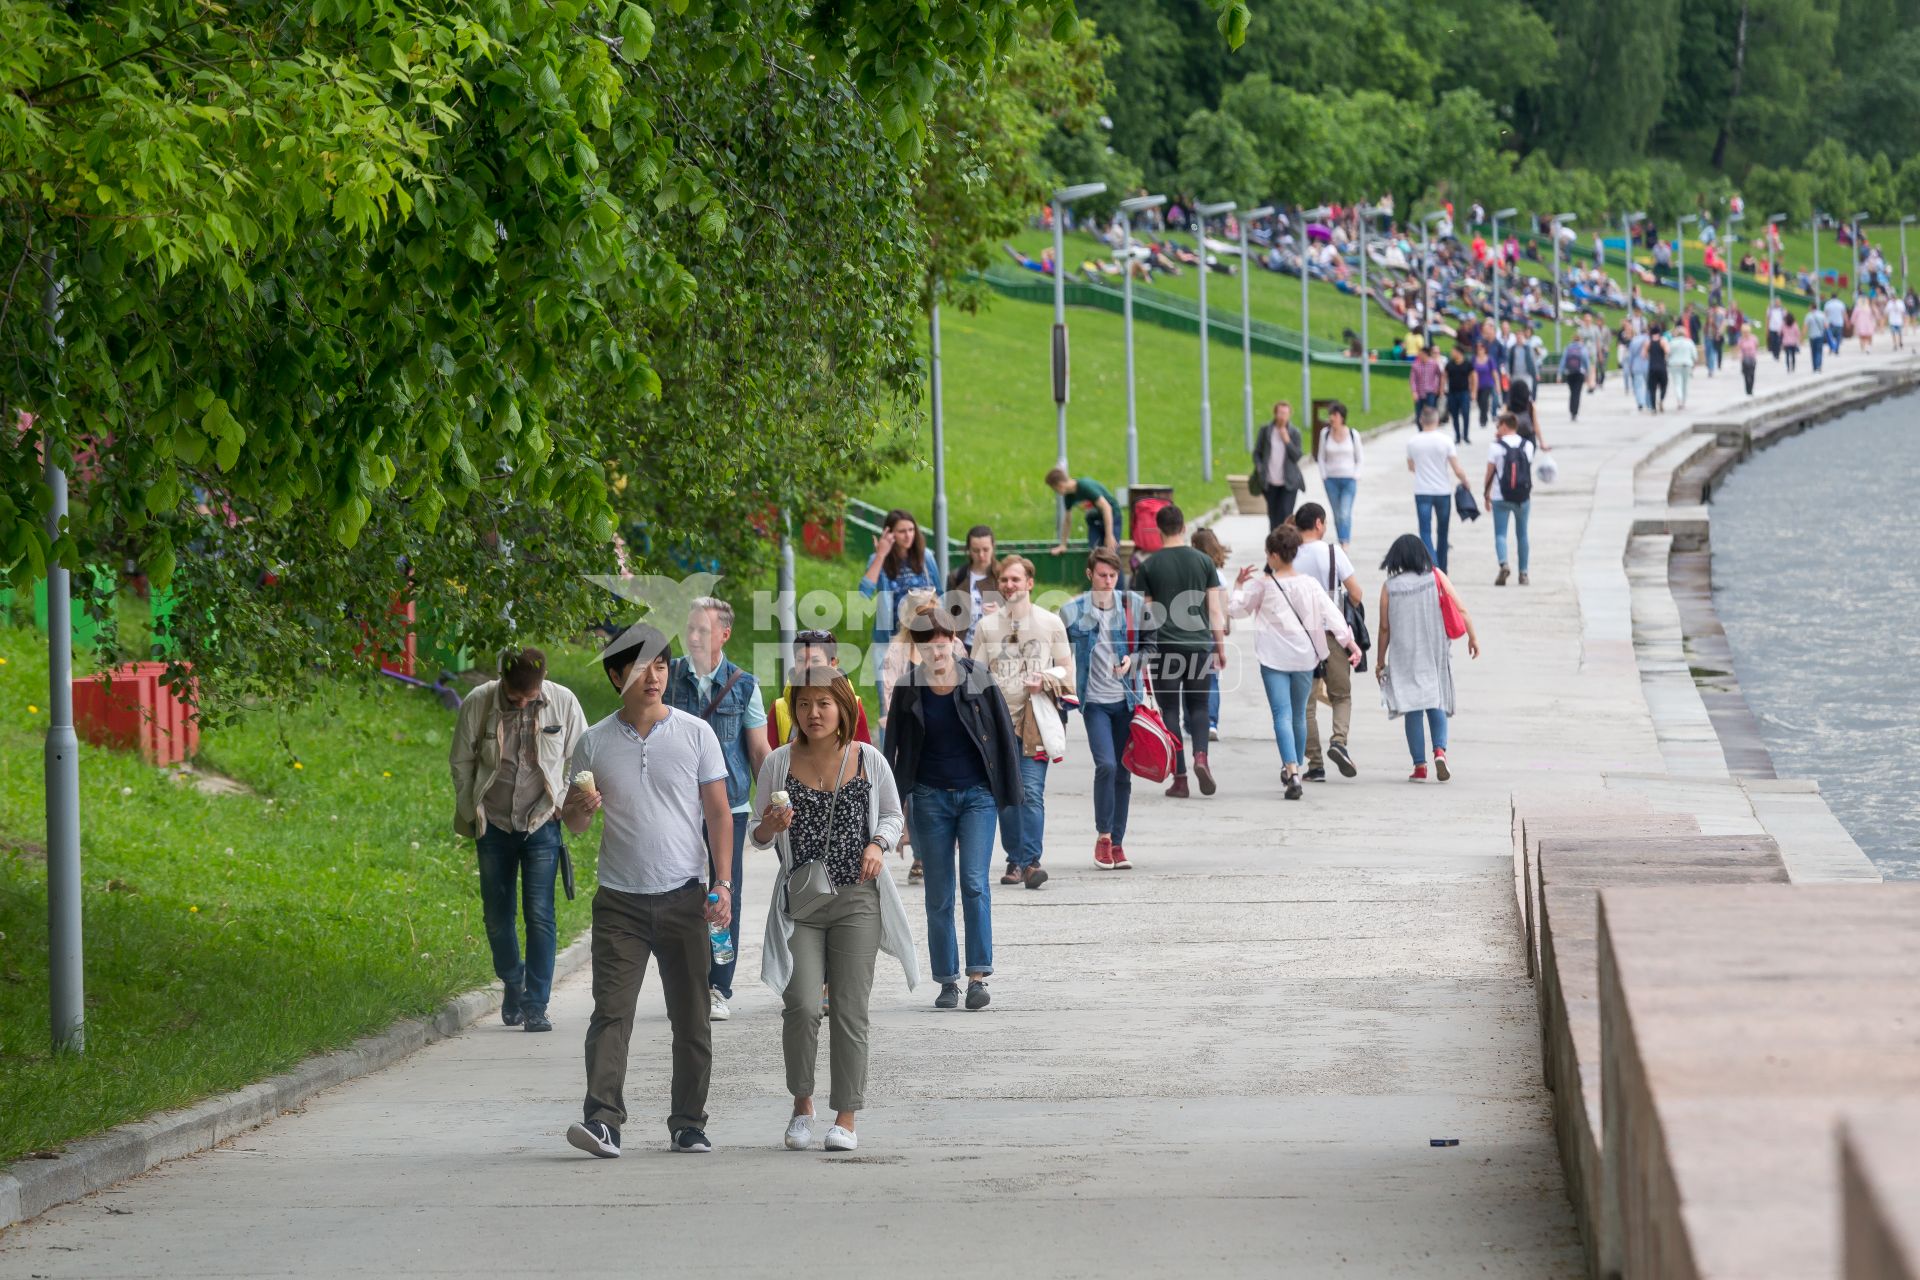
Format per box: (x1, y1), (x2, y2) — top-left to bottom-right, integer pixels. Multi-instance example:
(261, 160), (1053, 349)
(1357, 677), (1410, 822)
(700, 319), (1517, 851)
(1194, 200), (1235, 482)
(1853, 210), (1872, 297)
(1676, 213), (1698, 322)
(1490, 206), (1517, 330)
(1357, 204), (1376, 412)
(1550, 212), (1576, 350)
(1810, 209), (1822, 302)
(1299, 205), (1332, 417)
(1622, 208), (1646, 311)
(1902, 215), (1916, 294)
(1118, 192), (1166, 489)
(1420, 209), (1446, 349)
(1726, 210), (1743, 307)
(1046, 181), (1106, 547)
(1767, 213), (1787, 314)
(1239, 205), (1274, 449)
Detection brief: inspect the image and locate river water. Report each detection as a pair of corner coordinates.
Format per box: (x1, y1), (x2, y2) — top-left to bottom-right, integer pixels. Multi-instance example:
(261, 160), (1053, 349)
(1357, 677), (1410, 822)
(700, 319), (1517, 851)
(1711, 393), (1920, 879)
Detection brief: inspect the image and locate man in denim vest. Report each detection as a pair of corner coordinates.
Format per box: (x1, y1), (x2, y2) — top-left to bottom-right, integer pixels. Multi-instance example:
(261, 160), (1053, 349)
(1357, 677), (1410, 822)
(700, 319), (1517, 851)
(667, 597), (770, 1021)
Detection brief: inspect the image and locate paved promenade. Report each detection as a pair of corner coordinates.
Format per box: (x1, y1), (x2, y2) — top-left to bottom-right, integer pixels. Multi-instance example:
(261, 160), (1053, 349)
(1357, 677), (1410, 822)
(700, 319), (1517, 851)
(2, 340), (1901, 1278)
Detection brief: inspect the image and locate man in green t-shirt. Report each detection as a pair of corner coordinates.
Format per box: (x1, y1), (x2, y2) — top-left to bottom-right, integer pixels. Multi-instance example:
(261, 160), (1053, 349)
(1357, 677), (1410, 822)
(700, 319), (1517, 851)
(1046, 467), (1120, 555)
(1132, 502), (1224, 800)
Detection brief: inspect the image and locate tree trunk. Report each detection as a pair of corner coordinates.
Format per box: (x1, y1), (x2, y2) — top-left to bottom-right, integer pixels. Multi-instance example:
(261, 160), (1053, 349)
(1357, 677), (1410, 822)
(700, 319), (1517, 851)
(1711, 0), (1750, 171)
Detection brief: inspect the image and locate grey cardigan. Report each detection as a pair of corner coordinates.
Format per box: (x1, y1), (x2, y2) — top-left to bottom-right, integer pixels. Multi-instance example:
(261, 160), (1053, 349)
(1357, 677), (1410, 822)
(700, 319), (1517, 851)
(749, 743), (919, 993)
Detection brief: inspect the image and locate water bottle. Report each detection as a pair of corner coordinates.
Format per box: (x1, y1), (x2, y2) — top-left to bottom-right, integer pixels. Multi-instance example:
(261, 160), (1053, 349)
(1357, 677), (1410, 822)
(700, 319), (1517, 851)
(707, 893), (734, 965)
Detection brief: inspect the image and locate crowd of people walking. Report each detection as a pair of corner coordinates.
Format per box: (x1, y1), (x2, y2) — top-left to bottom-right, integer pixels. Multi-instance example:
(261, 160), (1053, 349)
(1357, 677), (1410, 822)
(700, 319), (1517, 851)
(438, 207), (1916, 1168)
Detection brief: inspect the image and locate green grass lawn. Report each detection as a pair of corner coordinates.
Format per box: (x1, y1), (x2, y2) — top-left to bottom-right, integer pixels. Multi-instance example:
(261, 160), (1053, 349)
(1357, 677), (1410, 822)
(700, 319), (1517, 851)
(0, 626), (599, 1164)
(860, 286), (1410, 544)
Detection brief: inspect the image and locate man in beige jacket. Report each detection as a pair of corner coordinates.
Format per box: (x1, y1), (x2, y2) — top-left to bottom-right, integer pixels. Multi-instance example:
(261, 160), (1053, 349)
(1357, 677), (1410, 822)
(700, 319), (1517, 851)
(969, 555), (1074, 889)
(450, 647), (588, 1031)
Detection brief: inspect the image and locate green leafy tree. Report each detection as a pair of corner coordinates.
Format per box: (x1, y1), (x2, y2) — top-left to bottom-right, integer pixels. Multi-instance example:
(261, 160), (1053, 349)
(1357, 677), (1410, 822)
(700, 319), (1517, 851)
(1744, 163), (1815, 222)
(1174, 108), (1266, 207)
(1219, 74), (1335, 203)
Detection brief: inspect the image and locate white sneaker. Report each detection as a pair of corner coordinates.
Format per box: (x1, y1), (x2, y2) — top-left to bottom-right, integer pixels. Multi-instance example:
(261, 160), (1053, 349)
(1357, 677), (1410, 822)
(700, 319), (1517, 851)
(709, 989), (730, 1022)
(784, 1114), (814, 1150)
(824, 1125), (858, 1152)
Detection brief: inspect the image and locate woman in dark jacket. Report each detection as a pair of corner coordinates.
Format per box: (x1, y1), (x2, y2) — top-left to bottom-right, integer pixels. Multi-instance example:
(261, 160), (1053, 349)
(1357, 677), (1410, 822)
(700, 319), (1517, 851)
(884, 600), (1024, 1012)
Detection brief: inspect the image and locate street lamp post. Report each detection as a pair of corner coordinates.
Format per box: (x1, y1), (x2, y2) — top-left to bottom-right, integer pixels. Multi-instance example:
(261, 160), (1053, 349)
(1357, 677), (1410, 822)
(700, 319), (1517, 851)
(1676, 213), (1699, 323)
(1853, 210), (1872, 297)
(1194, 200), (1235, 483)
(1768, 213), (1788, 315)
(1239, 205), (1274, 450)
(1046, 182), (1106, 550)
(1420, 209), (1446, 349)
(1490, 206), (1517, 332)
(1726, 210), (1743, 309)
(1550, 212), (1576, 351)
(1300, 205), (1332, 418)
(1119, 193), (1166, 489)
(1811, 209), (1822, 303)
(1357, 204), (1375, 412)
(1621, 211), (1646, 392)
(1902, 215), (1916, 294)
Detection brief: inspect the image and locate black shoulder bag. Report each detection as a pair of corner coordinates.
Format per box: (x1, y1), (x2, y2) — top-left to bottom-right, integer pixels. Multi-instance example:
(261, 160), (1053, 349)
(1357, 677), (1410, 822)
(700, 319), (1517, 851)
(1331, 548), (1371, 673)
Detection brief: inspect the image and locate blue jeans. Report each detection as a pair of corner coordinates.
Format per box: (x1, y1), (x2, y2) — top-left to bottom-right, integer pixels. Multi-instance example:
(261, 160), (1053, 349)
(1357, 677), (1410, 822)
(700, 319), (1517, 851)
(1830, 328), (1843, 354)
(1403, 708), (1449, 763)
(1811, 340), (1825, 372)
(706, 817), (749, 997)
(1323, 475), (1357, 543)
(911, 784), (997, 982)
(1207, 672), (1221, 730)
(999, 755), (1049, 869)
(1446, 389), (1472, 443)
(1492, 499), (1530, 574)
(1706, 340), (1722, 373)
(1415, 493), (1453, 572)
(1259, 666), (1313, 768)
(1083, 700), (1134, 843)
(475, 819), (562, 1011)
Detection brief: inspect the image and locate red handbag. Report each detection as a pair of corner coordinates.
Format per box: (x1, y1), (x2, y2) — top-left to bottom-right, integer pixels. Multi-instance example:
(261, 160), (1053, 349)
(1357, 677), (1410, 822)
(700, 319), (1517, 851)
(1435, 570), (1468, 640)
(1116, 596), (1177, 783)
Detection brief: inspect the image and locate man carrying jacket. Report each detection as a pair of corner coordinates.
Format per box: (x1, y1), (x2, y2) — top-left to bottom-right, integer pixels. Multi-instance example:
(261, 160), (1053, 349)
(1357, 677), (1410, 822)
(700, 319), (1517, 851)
(450, 647), (589, 1033)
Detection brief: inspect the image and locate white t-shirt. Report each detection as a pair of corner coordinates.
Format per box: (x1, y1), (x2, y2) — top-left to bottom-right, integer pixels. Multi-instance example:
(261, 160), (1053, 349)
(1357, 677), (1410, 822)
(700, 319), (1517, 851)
(1407, 430), (1458, 497)
(1487, 435), (1538, 503)
(1292, 539), (1356, 602)
(570, 708), (728, 895)
(1891, 298), (1908, 326)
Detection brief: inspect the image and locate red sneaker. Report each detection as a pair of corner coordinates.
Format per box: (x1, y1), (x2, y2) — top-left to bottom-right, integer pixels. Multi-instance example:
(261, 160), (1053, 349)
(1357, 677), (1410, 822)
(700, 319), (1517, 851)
(1110, 844), (1132, 869)
(1165, 774), (1191, 799)
(1409, 764), (1429, 781)
(1433, 748), (1450, 782)
(1193, 752), (1217, 796)
(1094, 835), (1115, 869)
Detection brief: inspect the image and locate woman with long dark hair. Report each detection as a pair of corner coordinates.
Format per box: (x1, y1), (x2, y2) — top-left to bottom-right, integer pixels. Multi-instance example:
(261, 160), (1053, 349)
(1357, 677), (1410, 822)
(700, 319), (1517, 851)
(859, 509), (939, 712)
(1375, 533), (1478, 782)
(752, 669), (916, 1153)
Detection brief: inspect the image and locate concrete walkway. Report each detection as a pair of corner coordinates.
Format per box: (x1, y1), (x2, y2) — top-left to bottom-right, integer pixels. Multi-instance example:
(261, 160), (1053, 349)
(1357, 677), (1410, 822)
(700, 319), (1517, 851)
(3, 338), (1897, 1278)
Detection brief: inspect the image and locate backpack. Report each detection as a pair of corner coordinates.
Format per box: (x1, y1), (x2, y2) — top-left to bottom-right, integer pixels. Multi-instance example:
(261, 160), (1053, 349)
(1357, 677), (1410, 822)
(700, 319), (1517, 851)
(1131, 496), (1170, 552)
(1561, 344), (1585, 377)
(1498, 437), (1533, 505)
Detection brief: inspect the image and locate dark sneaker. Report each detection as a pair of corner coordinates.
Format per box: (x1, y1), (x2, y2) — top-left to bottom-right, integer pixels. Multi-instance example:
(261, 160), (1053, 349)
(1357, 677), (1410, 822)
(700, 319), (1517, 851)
(1193, 752), (1217, 796)
(522, 1007), (552, 1033)
(567, 1120), (620, 1158)
(935, 982), (961, 1010)
(1165, 774), (1190, 799)
(1284, 774), (1304, 801)
(1496, 564), (1510, 586)
(1304, 767), (1327, 782)
(672, 1128), (712, 1154)
(502, 983), (524, 1027)
(1327, 742), (1357, 778)
(1025, 866), (1049, 890)
(965, 980), (991, 1010)
(1000, 861), (1026, 885)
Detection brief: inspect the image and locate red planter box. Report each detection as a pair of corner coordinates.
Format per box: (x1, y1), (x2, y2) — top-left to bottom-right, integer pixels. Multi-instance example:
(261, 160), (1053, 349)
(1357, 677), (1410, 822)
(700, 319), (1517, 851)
(72, 662), (199, 766)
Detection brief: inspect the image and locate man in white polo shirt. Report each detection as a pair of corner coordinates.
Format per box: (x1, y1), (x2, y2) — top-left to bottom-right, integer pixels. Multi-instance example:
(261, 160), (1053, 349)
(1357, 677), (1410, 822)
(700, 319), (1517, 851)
(563, 622), (733, 1160)
(1406, 405), (1474, 573)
